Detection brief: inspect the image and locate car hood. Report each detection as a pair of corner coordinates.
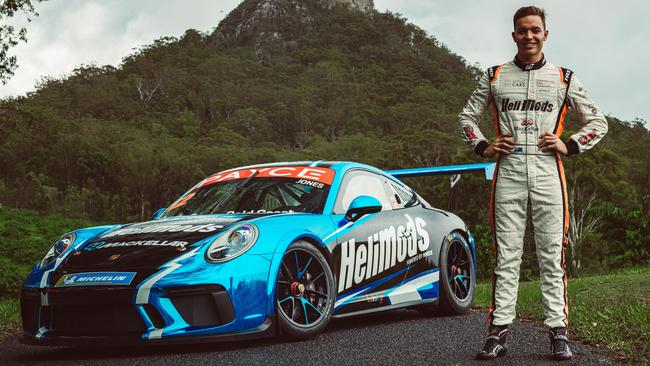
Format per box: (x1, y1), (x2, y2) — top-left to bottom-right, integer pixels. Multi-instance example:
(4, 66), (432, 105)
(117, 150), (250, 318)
(61, 215), (253, 271)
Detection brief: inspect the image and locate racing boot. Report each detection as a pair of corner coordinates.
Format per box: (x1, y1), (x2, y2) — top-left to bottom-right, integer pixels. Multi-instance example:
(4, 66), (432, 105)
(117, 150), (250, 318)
(476, 325), (508, 360)
(549, 327), (573, 361)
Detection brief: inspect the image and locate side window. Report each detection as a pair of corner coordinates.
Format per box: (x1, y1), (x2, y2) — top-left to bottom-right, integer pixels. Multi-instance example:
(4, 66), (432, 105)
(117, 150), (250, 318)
(334, 170), (393, 214)
(387, 181), (418, 209)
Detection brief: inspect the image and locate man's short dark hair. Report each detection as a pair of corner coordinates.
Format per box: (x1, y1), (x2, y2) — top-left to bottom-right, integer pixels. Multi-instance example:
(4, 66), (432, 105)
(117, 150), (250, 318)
(513, 6), (547, 30)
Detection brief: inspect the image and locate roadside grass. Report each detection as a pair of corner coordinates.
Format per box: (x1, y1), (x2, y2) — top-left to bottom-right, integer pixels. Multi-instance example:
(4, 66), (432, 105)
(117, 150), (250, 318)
(0, 298), (20, 342)
(0, 206), (97, 343)
(473, 267), (650, 364)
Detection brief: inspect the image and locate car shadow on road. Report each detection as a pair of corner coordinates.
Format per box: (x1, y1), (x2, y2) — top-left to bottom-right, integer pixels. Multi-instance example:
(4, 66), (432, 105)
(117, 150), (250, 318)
(11, 308), (457, 363)
(328, 308), (454, 331)
(14, 336), (280, 362)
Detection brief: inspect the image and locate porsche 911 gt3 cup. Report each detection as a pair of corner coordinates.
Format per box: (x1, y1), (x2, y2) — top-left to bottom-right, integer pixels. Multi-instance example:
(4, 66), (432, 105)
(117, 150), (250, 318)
(20, 161), (494, 345)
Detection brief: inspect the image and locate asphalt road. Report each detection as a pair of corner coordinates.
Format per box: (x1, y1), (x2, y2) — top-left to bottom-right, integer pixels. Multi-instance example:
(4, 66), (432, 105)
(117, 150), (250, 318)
(0, 310), (618, 365)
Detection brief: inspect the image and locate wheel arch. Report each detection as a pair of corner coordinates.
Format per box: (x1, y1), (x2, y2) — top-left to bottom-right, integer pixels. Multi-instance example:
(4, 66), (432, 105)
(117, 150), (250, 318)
(264, 230), (333, 316)
(294, 236), (333, 267)
(453, 227), (477, 273)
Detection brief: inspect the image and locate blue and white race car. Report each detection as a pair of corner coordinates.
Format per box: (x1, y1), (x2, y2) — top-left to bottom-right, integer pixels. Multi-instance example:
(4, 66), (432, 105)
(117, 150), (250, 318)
(21, 161), (493, 345)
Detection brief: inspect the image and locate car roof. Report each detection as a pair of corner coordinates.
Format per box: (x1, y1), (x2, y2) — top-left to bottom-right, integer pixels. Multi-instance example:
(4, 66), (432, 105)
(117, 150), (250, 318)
(194, 161), (418, 214)
(218, 161), (387, 176)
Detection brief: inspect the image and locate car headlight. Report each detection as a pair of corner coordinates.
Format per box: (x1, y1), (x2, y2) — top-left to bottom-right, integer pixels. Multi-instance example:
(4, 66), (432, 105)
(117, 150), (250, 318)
(206, 224), (258, 263)
(40, 233), (76, 269)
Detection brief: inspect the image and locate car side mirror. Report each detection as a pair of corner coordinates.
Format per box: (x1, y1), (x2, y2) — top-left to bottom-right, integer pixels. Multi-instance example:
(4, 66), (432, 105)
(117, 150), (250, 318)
(345, 196), (382, 222)
(151, 208), (166, 220)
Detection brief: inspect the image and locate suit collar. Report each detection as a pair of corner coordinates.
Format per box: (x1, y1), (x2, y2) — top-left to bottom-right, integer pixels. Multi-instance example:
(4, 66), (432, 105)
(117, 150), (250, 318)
(514, 54), (547, 71)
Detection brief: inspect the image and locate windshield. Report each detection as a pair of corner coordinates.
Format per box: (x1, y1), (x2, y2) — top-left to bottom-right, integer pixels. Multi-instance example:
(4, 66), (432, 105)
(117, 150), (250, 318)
(163, 166), (335, 217)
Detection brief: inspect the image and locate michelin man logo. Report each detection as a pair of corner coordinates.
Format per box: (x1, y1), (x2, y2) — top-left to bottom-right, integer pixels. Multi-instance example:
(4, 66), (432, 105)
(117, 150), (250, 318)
(63, 275), (77, 285)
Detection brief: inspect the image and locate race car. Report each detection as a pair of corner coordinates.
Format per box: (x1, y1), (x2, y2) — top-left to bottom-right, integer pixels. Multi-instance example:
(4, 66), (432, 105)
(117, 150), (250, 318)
(20, 161), (494, 346)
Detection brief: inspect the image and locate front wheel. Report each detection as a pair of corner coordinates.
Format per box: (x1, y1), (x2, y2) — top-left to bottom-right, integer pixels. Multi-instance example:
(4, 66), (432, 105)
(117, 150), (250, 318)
(275, 241), (335, 339)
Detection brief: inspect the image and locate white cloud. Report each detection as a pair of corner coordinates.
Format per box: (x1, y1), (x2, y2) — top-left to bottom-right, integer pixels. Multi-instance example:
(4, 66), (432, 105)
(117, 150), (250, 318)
(1, 0), (647, 123)
(0, 0), (240, 97)
(375, 0), (650, 123)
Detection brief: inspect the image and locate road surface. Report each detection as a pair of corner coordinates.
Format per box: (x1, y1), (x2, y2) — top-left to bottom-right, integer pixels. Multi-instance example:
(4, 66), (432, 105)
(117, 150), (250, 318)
(0, 310), (618, 365)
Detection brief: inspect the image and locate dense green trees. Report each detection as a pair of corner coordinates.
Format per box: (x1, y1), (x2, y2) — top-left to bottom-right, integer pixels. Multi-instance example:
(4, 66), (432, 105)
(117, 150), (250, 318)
(0, 0), (647, 276)
(0, 0), (43, 84)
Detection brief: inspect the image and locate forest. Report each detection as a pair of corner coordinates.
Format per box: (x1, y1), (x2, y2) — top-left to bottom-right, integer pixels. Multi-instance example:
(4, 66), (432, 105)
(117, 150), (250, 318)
(0, 0), (647, 293)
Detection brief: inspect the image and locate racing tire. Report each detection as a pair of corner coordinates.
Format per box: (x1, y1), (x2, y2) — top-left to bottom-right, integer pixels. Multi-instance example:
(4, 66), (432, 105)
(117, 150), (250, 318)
(419, 231), (475, 316)
(276, 240), (335, 340)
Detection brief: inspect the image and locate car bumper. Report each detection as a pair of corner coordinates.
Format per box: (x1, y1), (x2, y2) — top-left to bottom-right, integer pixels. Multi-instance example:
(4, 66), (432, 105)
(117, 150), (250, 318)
(20, 253), (276, 346)
(20, 317), (276, 347)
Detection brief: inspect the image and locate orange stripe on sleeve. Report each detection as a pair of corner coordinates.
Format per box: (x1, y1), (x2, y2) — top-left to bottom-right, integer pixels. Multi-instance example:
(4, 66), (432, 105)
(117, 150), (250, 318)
(558, 67), (567, 86)
(491, 104), (501, 136)
(492, 65), (503, 83)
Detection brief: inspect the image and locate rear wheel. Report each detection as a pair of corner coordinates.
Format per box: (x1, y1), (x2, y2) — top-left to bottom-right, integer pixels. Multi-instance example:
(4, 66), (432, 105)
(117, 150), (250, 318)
(276, 241), (335, 339)
(419, 231), (475, 316)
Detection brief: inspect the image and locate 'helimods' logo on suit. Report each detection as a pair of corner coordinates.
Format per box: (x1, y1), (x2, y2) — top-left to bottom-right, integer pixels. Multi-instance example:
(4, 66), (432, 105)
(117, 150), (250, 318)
(501, 98), (554, 112)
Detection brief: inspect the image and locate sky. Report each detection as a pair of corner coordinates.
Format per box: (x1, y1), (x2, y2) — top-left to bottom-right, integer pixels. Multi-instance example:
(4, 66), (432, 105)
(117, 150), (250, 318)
(1, 0), (648, 124)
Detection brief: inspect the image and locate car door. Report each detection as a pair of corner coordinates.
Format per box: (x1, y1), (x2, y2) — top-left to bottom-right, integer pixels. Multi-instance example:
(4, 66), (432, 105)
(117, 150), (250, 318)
(382, 179), (440, 305)
(330, 169), (414, 316)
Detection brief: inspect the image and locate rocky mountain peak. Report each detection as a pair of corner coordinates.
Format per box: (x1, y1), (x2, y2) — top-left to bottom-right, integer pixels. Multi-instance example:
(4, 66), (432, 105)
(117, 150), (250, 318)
(210, 0), (375, 64)
(320, 0), (374, 13)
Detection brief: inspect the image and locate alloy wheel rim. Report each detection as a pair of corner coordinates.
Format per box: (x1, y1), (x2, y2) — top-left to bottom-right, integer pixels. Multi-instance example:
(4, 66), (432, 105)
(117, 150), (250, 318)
(446, 240), (472, 301)
(276, 248), (330, 327)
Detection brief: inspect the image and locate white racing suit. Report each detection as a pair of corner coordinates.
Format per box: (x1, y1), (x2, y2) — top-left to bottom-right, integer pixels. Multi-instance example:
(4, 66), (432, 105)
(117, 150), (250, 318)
(458, 55), (608, 329)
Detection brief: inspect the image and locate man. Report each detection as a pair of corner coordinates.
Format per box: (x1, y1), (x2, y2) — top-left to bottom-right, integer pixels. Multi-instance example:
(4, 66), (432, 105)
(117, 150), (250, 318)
(457, 6), (608, 361)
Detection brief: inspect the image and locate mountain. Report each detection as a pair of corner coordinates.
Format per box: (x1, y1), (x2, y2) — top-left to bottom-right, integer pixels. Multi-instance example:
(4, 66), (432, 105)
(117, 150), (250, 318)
(0, 0), (647, 273)
(212, 0), (375, 51)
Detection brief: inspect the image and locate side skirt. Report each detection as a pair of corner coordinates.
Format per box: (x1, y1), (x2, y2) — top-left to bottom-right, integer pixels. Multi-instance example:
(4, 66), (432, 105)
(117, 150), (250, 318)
(332, 298), (438, 319)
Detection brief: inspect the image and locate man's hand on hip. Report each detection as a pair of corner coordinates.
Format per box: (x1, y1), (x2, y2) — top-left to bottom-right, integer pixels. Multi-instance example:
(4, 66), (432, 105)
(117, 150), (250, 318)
(538, 132), (568, 155)
(483, 134), (515, 157)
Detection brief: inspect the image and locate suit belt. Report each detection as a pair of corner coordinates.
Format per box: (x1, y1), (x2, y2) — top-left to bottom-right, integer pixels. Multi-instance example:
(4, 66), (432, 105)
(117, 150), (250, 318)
(511, 144), (554, 156)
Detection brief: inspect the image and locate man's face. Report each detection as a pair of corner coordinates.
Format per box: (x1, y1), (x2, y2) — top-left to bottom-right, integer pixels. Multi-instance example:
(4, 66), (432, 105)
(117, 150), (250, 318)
(512, 15), (548, 61)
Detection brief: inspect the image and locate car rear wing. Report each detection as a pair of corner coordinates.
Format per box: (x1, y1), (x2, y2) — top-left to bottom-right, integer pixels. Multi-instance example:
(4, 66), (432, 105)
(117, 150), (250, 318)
(385, 162), (496, 185)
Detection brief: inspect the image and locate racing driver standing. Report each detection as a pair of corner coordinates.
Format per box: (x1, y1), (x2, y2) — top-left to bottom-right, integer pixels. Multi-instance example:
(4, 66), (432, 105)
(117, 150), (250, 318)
(457, 6), (608, 361)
